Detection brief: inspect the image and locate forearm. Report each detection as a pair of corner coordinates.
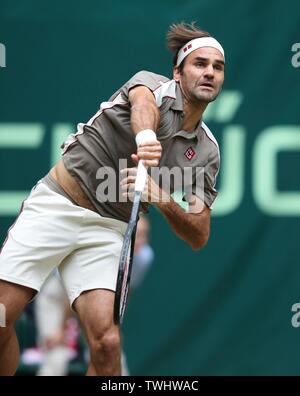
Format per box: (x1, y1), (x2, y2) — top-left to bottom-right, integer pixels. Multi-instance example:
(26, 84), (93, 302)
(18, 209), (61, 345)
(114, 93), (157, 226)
(129, 89), (162, 167)
(121, 161), (210, 250)
(130, 101), (160, 135)
(155, 197), (210, 251)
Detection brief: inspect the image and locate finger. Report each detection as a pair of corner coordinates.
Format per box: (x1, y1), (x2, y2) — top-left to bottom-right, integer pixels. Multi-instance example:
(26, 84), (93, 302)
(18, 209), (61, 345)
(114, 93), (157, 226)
(122, 191), (135, 201)
(140, 147), (162, 154)
(121, 185), (135, 193)
(138, 139), (160, 146)
(120, 176), (137, 186)
(131, 154), (139, 164)
(137, 145), (162, 152)
(120, 168), (137, 176)
(137, 153), (162, 161)
(142, 159), (160, 167)
(137, 152), (162, 160)
(137, 149), (162, 157)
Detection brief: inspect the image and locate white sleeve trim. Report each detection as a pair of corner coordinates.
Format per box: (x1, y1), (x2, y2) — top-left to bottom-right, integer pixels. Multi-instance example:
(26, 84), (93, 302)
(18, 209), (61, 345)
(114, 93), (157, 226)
(61, 93), (126, 154)
(153, 80), (176, 107)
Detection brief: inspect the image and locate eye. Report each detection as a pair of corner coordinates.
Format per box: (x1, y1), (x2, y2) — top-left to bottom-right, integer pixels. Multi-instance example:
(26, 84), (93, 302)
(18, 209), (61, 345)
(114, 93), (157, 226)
(195, 62), (205, 68)
(214, 64), (224, 71)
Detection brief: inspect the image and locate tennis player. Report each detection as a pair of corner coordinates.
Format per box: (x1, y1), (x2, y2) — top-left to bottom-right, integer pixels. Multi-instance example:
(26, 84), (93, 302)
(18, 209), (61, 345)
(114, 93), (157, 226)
(0, 22), (224, 375)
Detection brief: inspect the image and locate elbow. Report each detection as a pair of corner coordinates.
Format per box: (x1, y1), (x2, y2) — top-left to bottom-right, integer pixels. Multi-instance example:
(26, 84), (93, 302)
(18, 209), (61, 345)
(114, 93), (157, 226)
(189, 232), (209, 251)
(132, 101), (159, 116)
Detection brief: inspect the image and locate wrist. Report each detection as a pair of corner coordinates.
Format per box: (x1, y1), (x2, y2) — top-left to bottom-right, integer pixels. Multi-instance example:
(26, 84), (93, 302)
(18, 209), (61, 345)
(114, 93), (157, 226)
(135, 129), (156, 146)
(153, 189), (171, 208)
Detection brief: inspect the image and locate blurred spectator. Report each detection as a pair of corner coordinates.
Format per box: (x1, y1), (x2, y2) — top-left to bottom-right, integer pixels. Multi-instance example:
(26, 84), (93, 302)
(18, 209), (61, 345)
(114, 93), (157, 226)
(131, 214), (154, 290)
(34, 272), (78, 376)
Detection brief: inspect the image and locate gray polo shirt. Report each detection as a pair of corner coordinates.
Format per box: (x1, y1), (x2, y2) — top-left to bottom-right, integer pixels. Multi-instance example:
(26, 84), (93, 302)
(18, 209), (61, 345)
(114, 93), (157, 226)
(59, 70), (220, 222)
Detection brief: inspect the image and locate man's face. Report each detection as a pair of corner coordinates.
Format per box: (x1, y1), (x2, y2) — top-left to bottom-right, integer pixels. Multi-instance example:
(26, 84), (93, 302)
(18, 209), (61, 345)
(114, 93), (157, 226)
(174, 47), (225, 104)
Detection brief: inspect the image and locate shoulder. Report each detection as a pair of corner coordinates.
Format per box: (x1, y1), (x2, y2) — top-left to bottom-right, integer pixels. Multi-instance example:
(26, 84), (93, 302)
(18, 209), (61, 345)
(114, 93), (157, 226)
(121, 70), (170, 96)
(129, 70), (170, 85)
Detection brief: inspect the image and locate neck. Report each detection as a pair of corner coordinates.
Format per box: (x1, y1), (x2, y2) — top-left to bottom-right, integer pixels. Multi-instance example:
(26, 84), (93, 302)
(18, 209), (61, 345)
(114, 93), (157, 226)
(181, 99), (208, 132)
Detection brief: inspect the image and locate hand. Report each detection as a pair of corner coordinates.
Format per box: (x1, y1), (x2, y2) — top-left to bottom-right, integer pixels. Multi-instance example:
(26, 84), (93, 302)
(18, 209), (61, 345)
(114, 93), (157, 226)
(120, 166), (169, 204)
(132, 140), (162, 167)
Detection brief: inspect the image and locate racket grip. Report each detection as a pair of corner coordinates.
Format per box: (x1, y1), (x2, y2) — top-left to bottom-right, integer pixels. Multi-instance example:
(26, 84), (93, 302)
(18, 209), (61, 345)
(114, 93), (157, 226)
(135, 161), (148, 192)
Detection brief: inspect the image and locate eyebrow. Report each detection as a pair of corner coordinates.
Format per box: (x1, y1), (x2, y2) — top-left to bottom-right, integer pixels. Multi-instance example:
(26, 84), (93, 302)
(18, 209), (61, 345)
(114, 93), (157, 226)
(193, 56), (225, 66)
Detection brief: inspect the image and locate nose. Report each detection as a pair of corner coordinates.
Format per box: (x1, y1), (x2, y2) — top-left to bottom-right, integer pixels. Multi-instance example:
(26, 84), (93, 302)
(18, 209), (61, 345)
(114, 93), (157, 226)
(203, 64), (214, 78)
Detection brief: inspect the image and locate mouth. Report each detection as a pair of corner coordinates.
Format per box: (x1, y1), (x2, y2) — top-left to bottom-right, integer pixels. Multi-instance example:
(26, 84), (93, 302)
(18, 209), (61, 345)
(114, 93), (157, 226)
(199, 82), (214, 89)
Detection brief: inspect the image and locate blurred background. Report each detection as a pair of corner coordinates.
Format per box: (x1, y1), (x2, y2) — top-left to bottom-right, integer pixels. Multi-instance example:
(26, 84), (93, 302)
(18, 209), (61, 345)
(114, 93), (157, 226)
(1, 0), (300, 375)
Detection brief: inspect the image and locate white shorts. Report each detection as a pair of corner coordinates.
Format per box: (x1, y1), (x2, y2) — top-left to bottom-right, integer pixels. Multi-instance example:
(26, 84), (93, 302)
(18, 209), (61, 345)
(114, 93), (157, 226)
(0, 181), (127, 306)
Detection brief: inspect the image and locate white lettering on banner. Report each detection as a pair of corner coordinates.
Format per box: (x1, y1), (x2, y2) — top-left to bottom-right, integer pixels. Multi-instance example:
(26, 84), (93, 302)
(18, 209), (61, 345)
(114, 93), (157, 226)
(0, 95), (299, 216)
(213, 126), (246, 215)
(0, 124), (45, 215)
(253, 127), (300, 216)
(0, 43), (6, 68)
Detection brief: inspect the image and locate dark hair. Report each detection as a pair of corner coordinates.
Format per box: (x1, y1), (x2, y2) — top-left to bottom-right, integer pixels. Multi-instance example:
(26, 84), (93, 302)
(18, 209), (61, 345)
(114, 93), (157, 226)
(166, 22), (211, 72)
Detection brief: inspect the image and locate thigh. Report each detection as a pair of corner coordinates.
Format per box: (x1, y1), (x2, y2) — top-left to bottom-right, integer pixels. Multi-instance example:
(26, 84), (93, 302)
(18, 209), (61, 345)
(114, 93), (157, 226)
(0, 280), (36, 325)
(59, 217), (125, 307)
(0, 182), (84, 292)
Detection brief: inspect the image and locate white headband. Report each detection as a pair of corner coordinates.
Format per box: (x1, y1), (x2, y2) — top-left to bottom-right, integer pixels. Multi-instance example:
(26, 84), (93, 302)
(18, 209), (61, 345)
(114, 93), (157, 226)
(176, 36), (225, 66)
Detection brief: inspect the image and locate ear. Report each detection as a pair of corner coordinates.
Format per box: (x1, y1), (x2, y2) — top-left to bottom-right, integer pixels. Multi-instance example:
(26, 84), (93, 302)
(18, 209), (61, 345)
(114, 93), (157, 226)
(173, 65), (181, 82)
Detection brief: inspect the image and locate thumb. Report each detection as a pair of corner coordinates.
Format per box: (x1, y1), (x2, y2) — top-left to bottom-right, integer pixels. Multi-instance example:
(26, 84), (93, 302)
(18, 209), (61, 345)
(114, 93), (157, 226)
(131, 154), (139, 164)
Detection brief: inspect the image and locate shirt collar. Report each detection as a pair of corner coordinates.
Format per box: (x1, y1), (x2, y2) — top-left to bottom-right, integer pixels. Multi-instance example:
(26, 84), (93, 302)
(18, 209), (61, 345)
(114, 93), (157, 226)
(172, 129), (199, 140)
(170, 81), (184, 111)
(171, 81), (205, 141)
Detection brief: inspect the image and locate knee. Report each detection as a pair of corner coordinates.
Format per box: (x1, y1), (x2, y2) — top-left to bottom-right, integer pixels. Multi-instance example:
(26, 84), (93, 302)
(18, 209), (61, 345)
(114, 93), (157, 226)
(0, 304), (16, 329)
(0, 326), (15, 347)
(89, 327), (121, 358)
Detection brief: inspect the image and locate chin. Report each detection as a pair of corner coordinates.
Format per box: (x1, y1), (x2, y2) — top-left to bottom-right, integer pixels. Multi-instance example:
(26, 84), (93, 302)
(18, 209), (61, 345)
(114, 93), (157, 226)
(196, 93), (217, 103)
(206, 94), (218, 103)
(198, 86), (221, 103)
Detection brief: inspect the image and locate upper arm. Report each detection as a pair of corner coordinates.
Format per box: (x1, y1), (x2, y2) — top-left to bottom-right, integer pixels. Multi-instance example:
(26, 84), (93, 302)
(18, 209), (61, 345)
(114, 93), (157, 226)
(121, 70), (168, 103)
(128, 85), (157, 107)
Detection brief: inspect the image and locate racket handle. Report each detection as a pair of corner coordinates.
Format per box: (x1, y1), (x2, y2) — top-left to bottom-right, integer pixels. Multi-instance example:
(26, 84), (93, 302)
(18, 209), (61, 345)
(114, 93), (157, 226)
(135, 161), (148, 192)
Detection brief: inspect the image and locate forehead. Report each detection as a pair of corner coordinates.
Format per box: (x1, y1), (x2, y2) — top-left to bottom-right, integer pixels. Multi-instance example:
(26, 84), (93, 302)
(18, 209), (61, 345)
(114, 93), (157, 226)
(186, 47), (224, 63)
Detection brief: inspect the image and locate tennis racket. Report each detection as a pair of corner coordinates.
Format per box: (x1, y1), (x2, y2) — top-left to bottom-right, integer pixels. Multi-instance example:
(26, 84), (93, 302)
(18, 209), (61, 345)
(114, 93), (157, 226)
(114, 161), (148, 325)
